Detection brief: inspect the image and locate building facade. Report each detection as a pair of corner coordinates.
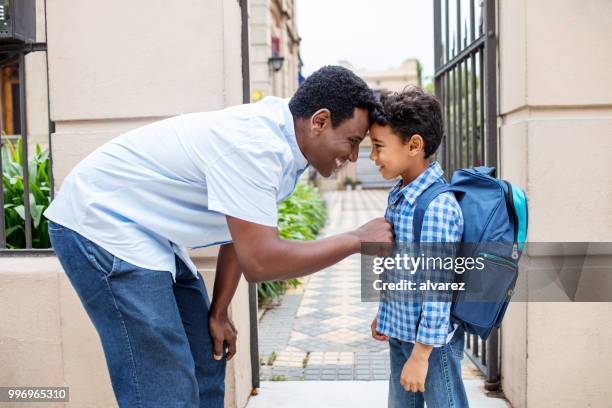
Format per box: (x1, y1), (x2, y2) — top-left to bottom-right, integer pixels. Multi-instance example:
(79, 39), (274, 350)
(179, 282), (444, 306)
(497, 0), (612, 406)
(249, 0), (301, 101)
(341, 59), (420, 93)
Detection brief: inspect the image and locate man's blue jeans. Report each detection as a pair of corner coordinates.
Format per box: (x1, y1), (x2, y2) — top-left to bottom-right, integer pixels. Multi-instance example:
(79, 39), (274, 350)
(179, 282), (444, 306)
(388, 329), (469, 408)
(48, 221), (225, 408)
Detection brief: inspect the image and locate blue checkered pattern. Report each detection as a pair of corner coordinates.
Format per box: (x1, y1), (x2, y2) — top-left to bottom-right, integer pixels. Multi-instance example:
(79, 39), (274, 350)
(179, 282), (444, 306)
(376, 162), (463, 346)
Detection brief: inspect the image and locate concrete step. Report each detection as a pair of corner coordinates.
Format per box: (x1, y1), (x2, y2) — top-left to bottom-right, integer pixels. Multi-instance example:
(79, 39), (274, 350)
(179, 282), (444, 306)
(246, 380), (510, 408)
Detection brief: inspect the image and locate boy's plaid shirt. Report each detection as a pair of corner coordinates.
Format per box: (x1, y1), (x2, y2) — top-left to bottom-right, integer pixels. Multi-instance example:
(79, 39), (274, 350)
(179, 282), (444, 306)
(375, 162), (464, 346)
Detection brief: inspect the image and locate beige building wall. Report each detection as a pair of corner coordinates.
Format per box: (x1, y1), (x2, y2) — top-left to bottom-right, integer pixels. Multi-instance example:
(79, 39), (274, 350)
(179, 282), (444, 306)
(24, 0), (50, 149)
(249, 0), (300, 101)
(1, 1), (253, 407)
(0, 251), (235, 408)
(0, 0), (50, 152)
(498, 0), (612, 406)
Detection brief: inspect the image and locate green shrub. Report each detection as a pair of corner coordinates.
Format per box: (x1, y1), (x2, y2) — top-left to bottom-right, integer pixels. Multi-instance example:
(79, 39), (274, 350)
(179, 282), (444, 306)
(277, 182), (326, 241)
(343, 176), (362, 187)
(2, 138), (51, 249)
(257, 181), (326, 305)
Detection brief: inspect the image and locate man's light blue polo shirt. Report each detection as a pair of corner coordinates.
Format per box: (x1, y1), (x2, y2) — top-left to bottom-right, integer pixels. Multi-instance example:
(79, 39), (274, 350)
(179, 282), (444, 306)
(44, 97), (308, 281)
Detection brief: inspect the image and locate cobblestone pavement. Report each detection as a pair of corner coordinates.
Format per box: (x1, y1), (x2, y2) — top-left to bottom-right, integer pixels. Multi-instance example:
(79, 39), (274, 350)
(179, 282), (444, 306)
(259, 190), (484, 382)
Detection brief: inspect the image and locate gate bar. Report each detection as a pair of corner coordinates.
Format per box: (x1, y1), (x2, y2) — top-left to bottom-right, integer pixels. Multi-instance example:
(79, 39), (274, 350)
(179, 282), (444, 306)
(19, 53), (32, 248)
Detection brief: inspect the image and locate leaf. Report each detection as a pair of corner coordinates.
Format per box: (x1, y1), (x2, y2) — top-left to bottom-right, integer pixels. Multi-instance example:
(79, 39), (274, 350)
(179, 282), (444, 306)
(33, 206), (45, 228)
(29, 159), (37, 183)
(14, 205), (25, 220)
(5, 225), (22, 238)
(16, 137), (23, 165)
(6, 138), (19, 163)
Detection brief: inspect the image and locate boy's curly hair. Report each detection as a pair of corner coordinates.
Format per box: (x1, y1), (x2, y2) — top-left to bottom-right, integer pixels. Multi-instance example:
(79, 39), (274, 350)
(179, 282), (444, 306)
(374, 86), (444, 158)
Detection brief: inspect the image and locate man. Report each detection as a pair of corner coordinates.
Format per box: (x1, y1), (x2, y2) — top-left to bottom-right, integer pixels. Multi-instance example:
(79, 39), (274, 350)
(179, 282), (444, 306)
(44, 65), (393, 407)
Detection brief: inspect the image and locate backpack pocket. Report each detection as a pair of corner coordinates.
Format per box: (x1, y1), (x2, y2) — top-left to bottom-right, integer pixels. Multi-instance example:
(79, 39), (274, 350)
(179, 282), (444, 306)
(511, 185), (528, 251)
(503, 181), (529, 256)
(451, 252), (518, 339)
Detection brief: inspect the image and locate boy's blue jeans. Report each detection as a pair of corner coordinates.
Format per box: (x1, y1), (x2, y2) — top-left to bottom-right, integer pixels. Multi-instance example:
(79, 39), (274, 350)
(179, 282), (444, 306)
(388, 328), (469, 408)
(48, 221), (225, 408)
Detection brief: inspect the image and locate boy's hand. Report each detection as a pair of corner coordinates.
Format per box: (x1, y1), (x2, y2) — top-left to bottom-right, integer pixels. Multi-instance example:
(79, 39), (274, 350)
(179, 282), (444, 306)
(400, 343), (433, 392)
(209, 309), (238, 361)
(370, 317), (389, 341)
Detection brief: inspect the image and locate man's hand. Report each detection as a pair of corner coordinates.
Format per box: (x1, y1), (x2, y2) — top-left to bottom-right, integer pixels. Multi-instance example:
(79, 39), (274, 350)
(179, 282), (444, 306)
(371, 317), (389, 341)
(209, 243), (241, 360)
(350, 217), (393, 249)
(209, 309), (238, 361)
(350, 217), (394, 255)
(400, 343), (433, 392)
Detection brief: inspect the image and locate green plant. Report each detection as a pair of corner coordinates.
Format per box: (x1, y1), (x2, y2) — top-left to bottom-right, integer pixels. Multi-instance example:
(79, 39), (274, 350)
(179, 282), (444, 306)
(416, 59), (423, 87)
(343, 176), (362, 188)
(257, 280), (285, 303)
(302, 354), (309, 368)
(257, 182), (327, 305)
(277, 182), (326, 241)
(2, 138), (51, 249)
(267, 351), (277, 366)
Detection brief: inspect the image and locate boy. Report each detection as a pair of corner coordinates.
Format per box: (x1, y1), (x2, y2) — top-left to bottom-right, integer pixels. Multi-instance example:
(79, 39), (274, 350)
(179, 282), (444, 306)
(369, 87), (468, 407)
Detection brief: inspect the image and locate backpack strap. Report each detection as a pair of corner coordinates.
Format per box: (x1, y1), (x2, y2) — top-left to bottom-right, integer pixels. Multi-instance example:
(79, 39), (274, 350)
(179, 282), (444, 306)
(412, 183), (464, 242)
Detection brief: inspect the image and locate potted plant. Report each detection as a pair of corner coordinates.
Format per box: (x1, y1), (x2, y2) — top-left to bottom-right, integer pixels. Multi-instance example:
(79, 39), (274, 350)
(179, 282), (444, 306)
(343, 176), (354, 191)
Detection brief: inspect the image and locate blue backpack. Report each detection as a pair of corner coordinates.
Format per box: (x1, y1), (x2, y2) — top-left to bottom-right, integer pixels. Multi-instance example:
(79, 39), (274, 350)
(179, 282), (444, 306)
(412, 167), (528, 340)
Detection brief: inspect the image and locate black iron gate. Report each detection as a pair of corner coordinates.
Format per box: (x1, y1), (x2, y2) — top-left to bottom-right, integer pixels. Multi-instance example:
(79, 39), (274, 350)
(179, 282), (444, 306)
(433, 0), (500, 390)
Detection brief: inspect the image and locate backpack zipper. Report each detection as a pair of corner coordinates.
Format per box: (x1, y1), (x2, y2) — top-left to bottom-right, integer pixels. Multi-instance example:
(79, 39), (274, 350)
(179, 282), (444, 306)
(503, 181), (520, 259)
(479, 252), (517, 269)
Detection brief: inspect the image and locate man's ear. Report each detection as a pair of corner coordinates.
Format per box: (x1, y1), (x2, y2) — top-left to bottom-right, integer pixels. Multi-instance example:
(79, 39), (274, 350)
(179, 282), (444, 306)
(408, 134), (425, 156)
(311, 109), (331, 132)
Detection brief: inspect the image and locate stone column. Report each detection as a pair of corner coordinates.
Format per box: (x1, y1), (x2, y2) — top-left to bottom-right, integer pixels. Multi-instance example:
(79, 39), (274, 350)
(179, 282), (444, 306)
(498, 0), (612, 406)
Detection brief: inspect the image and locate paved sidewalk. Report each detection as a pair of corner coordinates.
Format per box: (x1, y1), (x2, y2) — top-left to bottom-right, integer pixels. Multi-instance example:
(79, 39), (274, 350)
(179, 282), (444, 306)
(259, 190), (390, 381)
(259, 190), (484, 383)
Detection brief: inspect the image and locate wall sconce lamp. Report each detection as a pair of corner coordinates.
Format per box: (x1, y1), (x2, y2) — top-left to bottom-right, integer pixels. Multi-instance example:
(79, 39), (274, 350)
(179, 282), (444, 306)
(268, 55), (285, 72)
